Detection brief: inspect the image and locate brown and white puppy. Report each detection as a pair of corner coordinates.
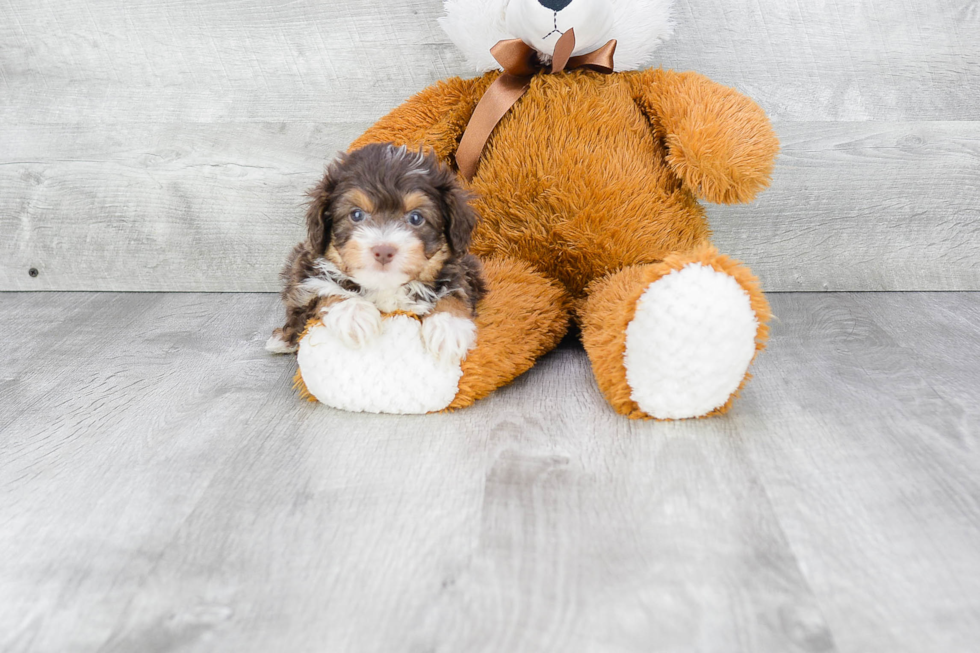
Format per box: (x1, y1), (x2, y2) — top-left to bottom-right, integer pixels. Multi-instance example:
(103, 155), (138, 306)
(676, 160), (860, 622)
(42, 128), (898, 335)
(266, 143), (486, 361)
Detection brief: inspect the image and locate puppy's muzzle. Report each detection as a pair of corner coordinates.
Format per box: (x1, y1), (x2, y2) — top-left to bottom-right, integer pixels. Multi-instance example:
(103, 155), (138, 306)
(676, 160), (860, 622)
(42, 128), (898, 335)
(371, 244), (398, 267)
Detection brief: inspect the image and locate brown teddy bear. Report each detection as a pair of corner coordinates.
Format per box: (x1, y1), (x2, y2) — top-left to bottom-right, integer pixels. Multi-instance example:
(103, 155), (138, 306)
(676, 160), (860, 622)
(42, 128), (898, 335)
(293, 0), (779, 419)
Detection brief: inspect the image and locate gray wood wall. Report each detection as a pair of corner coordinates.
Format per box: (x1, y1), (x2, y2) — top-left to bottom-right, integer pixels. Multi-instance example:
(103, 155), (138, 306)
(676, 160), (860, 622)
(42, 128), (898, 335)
(1, 0), (978, 292)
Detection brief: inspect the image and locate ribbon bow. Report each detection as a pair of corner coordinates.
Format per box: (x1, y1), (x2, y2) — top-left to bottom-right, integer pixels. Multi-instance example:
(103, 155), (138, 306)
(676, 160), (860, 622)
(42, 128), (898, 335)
(456, 28), (617, 181)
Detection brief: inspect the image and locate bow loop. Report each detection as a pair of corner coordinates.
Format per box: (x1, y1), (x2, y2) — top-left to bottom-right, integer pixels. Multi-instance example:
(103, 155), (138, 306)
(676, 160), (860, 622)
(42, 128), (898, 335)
(567, 39), (617, 74)
(490, 39), (540, 77)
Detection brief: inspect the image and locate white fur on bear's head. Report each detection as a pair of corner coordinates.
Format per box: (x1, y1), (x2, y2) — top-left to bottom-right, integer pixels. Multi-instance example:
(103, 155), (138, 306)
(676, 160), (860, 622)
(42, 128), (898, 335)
(439, 0), (675, 73)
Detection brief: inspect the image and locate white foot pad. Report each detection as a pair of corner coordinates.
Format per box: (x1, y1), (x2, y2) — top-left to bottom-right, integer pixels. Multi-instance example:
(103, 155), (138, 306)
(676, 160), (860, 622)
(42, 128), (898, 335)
(296, 315), (465, 414)
(624, 263), (759, 419)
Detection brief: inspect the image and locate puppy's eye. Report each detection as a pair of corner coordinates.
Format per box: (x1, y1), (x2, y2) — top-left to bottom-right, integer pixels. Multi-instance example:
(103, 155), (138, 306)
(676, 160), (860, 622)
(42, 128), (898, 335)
(407, 211), (424, 226)
(350, 209), (366, 223)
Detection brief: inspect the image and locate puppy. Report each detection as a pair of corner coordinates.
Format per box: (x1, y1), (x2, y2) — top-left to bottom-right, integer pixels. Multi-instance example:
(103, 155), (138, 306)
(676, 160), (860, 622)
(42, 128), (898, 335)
(266, 143), (486, 362)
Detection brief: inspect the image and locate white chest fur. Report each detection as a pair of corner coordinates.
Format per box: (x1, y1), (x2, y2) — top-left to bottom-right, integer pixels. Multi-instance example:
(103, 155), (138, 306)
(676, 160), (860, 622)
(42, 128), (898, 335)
(361, 282), (439, 315)
(303, 258), (443, 316)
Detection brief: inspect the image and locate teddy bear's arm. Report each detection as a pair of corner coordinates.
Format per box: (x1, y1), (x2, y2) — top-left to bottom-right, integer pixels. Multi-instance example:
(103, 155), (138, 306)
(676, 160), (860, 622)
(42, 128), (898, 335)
(349, 75), (495, 165)
(630, 69), (780, 205)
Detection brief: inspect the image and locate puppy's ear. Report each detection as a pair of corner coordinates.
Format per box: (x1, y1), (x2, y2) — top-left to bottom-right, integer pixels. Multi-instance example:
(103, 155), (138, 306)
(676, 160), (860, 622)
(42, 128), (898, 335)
(305, 161), (340, 254)
(442, 184), (479, 254)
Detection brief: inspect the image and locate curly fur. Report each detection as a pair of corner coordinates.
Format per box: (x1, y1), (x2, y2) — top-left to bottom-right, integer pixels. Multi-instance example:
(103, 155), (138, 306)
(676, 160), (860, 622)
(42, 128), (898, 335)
(270, 144), (486, 350)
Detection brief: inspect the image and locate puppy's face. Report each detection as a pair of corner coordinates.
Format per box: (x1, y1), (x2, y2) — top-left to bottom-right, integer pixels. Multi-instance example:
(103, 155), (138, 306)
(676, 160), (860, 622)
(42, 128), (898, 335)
(329, 187), (448, 290)
(306, 144), (478, 291)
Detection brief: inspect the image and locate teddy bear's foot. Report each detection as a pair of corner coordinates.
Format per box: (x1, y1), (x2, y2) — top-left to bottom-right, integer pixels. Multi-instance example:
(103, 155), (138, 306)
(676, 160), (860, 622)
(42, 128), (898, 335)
(624, 262), (760, 419)
(293, 256), (571, 413)
(297, 314), (466, 414)
(580, 246), (771, 419)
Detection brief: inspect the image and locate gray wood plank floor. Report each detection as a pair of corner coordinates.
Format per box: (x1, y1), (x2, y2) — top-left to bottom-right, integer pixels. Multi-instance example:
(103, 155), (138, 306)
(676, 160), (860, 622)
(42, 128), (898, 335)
(1, 292), (978, 653)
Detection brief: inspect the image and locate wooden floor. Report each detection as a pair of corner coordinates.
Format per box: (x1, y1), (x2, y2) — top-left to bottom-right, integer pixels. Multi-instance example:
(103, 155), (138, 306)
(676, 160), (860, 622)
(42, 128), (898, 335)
(1, 291), (978, 653)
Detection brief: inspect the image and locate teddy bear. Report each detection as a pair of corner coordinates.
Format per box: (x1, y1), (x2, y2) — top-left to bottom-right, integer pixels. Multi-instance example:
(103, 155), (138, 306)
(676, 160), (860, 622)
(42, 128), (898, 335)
(293, 0), (779, 419)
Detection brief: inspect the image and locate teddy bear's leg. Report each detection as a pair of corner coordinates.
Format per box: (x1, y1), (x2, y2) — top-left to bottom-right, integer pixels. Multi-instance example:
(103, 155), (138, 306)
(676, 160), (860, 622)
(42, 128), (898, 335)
(578, 245), (771, 419)
(446, 257), (571, 410)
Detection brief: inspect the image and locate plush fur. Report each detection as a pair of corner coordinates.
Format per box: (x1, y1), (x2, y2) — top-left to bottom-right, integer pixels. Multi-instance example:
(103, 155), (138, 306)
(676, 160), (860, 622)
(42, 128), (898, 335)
(298, 0), (778, 418)
(579, 245), (771, 419)
(269, 144), (486, 359)
(441, 0), (675, 72)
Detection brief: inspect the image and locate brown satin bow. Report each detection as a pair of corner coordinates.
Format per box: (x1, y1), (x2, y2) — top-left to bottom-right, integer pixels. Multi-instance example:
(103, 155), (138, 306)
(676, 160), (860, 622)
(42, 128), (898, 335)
(456, 28), (617, 181)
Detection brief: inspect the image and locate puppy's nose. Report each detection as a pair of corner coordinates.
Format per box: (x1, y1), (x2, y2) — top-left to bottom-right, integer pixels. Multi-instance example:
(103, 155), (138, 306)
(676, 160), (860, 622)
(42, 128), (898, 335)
(538, 0), (573, 10)
(371, 244), (398, 265)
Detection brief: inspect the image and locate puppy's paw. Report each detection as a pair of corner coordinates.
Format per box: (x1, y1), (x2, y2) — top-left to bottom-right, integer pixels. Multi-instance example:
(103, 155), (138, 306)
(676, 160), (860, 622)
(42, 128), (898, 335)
(321, 298), (383, 348)
(265, 330), (298, 354)
(421, 312), (477, 362)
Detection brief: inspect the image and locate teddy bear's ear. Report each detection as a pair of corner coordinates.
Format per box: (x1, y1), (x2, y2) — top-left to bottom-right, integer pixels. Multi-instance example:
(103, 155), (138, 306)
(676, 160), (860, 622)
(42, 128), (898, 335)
(439, 0), (514, 72)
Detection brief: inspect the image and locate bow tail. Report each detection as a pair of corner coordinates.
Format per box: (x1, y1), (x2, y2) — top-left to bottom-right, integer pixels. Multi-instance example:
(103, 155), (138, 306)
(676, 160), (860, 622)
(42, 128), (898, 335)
(456, 29), (616, 181)
(456, 72), (531, 181)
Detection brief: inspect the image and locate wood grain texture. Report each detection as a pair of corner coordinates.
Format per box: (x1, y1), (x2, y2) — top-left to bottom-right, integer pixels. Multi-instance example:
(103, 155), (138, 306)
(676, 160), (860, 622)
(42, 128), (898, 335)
(1, 0), (977, 123)
(0, 122), (368, 291)
(1, 0), (978, 291)
(708, 121), (980, 291)
(1, 291), (979, 652)
(735, 293), (980, 653)
(2, 121), (978, 292)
